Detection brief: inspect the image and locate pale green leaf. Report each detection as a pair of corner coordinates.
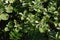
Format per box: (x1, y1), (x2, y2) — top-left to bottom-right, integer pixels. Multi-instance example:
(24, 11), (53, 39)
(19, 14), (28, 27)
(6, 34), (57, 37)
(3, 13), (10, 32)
(0, 13), (9, 20)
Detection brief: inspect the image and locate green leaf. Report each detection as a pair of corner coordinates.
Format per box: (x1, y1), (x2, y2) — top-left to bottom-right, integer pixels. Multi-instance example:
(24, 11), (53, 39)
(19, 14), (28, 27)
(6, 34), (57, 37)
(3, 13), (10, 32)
(5, 6), (13, 13)
(48, 6), (56, 12)
(0, 13), (9, 20)
(4, 27), (9, 31)
(39, 28), (45, 33)
(9, 0), (15, 3)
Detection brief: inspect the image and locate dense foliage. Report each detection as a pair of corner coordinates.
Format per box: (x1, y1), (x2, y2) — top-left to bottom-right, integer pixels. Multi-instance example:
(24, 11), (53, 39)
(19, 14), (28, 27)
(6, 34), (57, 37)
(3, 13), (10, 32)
(0, 0), (60, 40)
